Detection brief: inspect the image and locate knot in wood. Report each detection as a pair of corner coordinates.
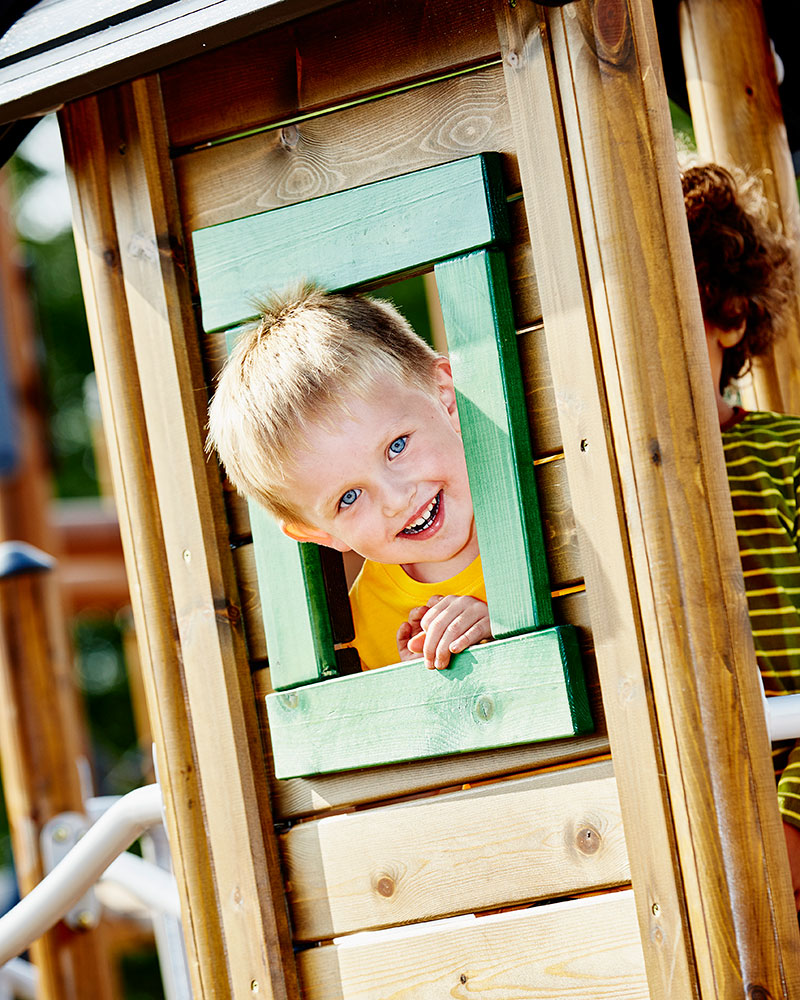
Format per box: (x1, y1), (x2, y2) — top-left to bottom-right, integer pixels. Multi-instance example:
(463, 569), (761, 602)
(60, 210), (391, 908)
(376, 876), (395, 898)
(474, 694), (494, 722)
(281, 691), (299, 710)
(280, 125), (301, 149)
(649, 440), (661, 466)
(747, 987), (773, 1000)
(575, 824), (600, 854)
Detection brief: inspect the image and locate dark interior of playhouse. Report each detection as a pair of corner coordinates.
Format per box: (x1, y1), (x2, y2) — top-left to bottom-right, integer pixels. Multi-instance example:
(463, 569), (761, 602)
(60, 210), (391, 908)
(0, 0), (800, 1000)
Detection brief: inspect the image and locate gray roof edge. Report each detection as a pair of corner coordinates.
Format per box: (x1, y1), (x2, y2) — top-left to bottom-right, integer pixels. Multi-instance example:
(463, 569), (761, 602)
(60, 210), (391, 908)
(0, 0), (339, 127)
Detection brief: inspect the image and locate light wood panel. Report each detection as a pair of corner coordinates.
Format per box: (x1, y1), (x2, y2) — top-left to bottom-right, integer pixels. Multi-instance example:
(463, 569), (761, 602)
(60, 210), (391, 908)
(507, 1), (800, 996)
(175, 65), (517, 233)
(61, 94), (229, 999)
(63, 78), (301, 1000)
(297, 889), (647, 1000)
(494, 4), (696, 998)
(680, 0), (800, 415)
(161, 0), (501, 149)
(283, 760), (627, 939)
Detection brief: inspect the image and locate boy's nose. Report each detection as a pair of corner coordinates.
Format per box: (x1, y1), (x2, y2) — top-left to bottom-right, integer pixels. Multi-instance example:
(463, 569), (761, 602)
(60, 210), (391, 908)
(381, 481), (415, 519)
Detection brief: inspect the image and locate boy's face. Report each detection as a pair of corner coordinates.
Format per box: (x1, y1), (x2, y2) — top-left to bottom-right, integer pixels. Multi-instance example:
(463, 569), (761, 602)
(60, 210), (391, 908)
(281, 359), (478, 582)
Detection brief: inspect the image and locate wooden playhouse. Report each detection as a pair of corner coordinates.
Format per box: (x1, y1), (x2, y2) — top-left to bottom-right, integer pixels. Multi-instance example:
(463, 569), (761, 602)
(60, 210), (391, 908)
(2, 0), (800, 997)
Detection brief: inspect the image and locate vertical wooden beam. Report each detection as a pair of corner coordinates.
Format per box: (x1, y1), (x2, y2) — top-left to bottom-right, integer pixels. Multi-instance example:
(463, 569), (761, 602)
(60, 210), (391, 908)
(496, 1), (799, 997)
(0, 177), (57, 553)
(60, 98), (227, 997)
(0, 547), (115, 1000)
(60, 77), (299, 1000)
(680, 0), (800, 413)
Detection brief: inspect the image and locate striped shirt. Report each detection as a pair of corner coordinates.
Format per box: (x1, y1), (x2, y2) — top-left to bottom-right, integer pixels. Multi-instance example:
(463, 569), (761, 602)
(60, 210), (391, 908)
(722, 409), (800, 826)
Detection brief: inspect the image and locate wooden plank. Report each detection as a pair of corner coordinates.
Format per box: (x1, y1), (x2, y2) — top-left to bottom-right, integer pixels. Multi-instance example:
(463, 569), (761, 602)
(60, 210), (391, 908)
(510, 1), (800, 996)
(193, 152), (510, 332)
(437, 249), (552, 633)
(233, 455), (580, 661)
(249, 501), (338, 688)
(175, 65), (517, 232)
(162, 0), (500, 149)
(494, 6), (698, 998)
(60, 94), (230, 999)
(283, 760), (627, 939)
(297, 889), (647, 1000)
(81, 77), (301, 1000)
(680, 0), (800, 415)
(266, 624), (590, 778)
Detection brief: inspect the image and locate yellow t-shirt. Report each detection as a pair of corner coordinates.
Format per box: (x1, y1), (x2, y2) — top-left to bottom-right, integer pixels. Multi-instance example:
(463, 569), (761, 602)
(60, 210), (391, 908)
(348, 556), (486, 670)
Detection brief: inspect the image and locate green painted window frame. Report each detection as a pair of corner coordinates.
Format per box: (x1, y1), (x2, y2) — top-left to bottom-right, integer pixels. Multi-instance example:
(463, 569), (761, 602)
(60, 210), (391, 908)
(194, 154), (591, 778)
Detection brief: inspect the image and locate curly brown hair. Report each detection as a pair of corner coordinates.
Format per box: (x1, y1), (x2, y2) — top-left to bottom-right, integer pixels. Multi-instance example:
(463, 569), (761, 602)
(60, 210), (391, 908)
(681, 163), (793, 390)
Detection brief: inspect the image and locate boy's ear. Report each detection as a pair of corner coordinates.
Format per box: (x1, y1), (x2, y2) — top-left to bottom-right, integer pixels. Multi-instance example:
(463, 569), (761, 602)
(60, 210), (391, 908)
(432, 357), (460, 426)
(718, 321), (746, 349)
(279, 520), (352, 553)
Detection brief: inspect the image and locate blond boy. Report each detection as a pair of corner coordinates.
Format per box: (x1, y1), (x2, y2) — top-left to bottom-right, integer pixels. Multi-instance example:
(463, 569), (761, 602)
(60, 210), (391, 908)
(207, 285), (491, 670)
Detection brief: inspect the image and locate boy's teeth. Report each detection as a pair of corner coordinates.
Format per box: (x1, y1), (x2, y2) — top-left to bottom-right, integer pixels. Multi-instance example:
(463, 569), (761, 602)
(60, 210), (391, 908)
(402, 494), (440, 534)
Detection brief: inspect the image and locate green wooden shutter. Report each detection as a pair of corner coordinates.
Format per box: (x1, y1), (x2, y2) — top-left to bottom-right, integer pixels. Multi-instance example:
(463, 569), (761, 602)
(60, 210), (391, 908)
(194, 154), (591, 778)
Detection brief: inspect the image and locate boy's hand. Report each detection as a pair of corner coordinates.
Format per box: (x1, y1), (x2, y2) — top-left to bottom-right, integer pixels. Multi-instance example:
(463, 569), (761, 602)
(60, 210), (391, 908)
(397, 595), (491, 670)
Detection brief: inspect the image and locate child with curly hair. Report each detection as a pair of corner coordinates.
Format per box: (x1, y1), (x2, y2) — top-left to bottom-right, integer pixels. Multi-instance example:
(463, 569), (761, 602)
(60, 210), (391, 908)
(682, 161), (800, 907)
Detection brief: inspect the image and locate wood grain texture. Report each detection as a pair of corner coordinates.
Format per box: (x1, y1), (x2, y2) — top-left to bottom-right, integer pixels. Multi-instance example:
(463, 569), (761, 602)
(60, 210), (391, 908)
(192, 152), (509, 332)
(248, 500), (338, 689)
(60, 94), (229, 1000)
(65, 78), (301, 1000)
(297, 889), (647, 1000)
(161, 0), (501, 149)
(175, 65), (517, 233)
(524, 0), (800, 995)
(437, 249), (553, 633)
(233, 455), (580, 662)
(283, 760), (627, 939)
(266, 625), (590, 778)
(680, 0), (800, 415)
(494, 4), (698, 997)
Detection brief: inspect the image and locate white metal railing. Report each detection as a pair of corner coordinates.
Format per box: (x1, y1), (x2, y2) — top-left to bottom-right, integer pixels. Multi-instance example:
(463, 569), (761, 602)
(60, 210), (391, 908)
(0, 784), (164, 966)
(763, 691), (800, 742)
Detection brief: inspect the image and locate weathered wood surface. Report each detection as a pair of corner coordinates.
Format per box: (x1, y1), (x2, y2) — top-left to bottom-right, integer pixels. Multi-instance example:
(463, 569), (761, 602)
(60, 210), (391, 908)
(297, 889), (647, 1000)
(0, 560), (116, 998)
(175, 66), (517, 231)
(233, 455), (580, 661)
(267, 625), (589, 778)
(437, 249), (553, 633)
(253, 654), (607, 822)
(161, 0), (501, 149)
(505, 1), (800, 996)
(192, 153), (509, 332)
(680, 0), (800, 416)
(62, 80), (301, 1000)
(282, 760), (627, 939)
(61, 93), (230, 999)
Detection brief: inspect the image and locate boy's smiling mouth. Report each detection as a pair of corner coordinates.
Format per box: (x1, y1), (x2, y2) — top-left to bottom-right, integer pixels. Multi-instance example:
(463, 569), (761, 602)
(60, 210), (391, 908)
(399, 491), (442, 536)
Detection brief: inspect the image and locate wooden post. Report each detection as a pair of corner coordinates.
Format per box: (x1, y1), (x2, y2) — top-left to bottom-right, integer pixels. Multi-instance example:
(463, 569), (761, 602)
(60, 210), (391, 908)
(680, 0), (800, 413)
(60, 79), (300, 1000)
(0, 176), (57, 553)
(0, 544), (115, 999)
(496, 1), (799, 997)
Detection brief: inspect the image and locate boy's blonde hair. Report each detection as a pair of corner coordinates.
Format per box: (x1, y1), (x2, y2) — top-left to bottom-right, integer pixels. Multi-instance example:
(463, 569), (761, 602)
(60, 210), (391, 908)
(206, 284), (441, 523)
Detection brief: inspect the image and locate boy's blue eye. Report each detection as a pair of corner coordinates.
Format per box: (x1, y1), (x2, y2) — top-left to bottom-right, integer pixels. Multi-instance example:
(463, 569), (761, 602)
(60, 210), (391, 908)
(339, 488), (361, 509)
(389, 436), (407, 456)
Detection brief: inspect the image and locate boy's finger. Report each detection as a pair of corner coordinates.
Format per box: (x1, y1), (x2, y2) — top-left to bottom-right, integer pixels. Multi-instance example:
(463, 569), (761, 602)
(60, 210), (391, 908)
(407, 632), (425, 654)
